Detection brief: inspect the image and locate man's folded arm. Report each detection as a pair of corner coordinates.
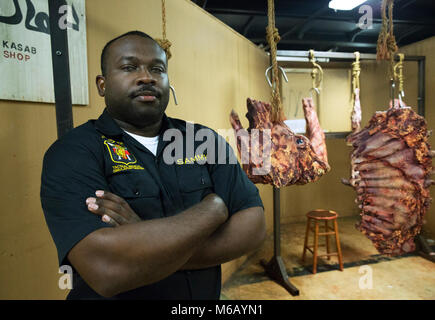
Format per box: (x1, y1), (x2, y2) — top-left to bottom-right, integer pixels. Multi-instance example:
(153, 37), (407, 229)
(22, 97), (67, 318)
(179, 205), (266, 270)
(67, 193), (227, 298)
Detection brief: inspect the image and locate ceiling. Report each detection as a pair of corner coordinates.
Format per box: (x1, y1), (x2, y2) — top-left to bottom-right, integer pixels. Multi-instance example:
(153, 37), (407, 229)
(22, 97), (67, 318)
(191, 0), (435, 53)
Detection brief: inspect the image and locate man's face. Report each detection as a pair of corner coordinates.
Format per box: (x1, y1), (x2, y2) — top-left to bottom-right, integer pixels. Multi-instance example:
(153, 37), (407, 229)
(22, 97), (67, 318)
(96, 35), (170, 128)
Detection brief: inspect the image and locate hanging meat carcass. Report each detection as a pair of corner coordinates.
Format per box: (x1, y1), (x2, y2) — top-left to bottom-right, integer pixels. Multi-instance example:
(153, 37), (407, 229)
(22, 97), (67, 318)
(229, 98), (330, 188)
(343, 100), (433, 255)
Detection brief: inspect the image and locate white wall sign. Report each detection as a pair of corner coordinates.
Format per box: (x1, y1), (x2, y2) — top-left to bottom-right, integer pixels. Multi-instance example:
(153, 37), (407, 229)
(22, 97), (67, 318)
(0, 0), (88, 105)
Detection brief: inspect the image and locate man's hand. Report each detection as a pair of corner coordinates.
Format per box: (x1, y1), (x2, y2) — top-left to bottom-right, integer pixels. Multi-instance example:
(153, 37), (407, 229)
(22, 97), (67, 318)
(86, 190), (141, 226)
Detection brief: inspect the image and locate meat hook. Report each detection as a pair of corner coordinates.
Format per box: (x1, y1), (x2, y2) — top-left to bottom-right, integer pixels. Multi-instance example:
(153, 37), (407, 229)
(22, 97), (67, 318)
(265, 66), (288, 89)
(170, 85), (178, 105)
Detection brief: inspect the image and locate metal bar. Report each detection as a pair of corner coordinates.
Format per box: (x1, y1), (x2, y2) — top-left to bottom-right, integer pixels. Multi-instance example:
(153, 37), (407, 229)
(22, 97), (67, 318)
(261, 187), (300, 296)
(48, 0), (73, 138)
(418, 57), (425, 117)
(278, 50), (377, 59)
(273, 187), (281, 256)
(256, 39), (377, 48)
(278, 57), (330, 62)
(277, 50), (425, 61)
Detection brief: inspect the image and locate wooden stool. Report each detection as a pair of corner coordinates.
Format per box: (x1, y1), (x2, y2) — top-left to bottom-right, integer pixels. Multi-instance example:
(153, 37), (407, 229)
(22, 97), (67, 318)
(302, 209), (344, 274)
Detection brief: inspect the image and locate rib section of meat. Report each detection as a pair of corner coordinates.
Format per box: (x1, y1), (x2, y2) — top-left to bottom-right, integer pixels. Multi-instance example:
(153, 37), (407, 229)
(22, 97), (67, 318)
(229, 98), (330, 187)
(343, 102), (433, 255)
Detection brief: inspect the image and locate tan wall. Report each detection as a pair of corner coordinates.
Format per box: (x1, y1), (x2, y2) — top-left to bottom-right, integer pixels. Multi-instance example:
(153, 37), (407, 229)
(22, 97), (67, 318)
(279, 138), (359, 224)
(282, 68), (353, 132)
(0, 0), (273, 299)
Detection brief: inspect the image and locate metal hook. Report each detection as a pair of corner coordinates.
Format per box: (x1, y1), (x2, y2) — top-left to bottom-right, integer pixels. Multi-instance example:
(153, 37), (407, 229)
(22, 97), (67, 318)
(265, 66), (288, 88)
(170, 85), (178, 105)
(308, 49), (323, 94)
(309, 87), (320, 99)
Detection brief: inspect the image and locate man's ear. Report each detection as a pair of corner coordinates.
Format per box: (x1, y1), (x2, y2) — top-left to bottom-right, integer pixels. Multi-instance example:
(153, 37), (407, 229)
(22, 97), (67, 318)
(96, 75), (105, 97)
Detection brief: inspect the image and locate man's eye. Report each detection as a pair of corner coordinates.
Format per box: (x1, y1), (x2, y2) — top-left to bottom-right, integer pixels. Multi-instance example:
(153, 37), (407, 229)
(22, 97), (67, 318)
(122, 65), (136, 71)
(152, 67), (165, 73)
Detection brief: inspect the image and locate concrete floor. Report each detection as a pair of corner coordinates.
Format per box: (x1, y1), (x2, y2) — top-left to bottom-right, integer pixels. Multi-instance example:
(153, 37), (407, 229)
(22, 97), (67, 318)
(222, 216), (435, 300)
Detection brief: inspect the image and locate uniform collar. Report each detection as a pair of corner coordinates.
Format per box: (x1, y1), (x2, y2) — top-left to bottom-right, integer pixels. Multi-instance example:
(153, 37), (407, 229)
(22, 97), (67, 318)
(95, 107), (172, 138)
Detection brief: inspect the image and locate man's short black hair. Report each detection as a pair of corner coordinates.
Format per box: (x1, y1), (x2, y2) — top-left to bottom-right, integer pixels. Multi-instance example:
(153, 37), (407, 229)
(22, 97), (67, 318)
(100, 30), (159, 76)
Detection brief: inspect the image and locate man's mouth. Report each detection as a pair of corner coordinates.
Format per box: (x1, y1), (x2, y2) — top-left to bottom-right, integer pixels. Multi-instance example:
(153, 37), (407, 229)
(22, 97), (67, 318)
(135, 94), (157, 102)
(131, 90), (159, 102)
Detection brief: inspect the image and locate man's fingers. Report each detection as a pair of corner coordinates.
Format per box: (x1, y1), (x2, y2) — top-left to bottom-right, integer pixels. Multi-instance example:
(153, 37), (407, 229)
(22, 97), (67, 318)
(101, 207), (128, 225)
(86, 200), (127, 225)
(88, 195), (125, 216)
(102, 214), (119, 227)
(86, 191), (141, 225)
(96, 190), (128, 207)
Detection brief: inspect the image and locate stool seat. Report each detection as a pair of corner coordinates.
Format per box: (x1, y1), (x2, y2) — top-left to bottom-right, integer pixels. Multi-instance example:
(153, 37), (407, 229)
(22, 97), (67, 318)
(306, 209), (338, 220)
(302, 209), (343, 274)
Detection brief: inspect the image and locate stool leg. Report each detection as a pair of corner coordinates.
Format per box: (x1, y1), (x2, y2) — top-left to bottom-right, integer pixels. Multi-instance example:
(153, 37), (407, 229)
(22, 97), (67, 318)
(313, 221), (319, 274)
(302, 218), (311, 263)
(333, 219), (344, 271)
(325, 220), (330, 260)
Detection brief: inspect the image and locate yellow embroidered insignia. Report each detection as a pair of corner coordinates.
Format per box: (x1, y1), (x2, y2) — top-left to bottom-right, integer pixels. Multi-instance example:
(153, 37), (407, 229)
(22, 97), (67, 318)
(101, 136), (145, 173)
(103, 138), (137, 165)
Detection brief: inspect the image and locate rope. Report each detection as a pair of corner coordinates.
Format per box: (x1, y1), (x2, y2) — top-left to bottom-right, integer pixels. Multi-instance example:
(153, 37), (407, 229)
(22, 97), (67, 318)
(376, 0), (398, 78)
(155, 0), (172, 59)
(266, 0), (283, 122)
(309, 49), (323, 92)
(351, 51), (361, 105)
(308, 49), (323, 123)
(394, 53), (405, 96)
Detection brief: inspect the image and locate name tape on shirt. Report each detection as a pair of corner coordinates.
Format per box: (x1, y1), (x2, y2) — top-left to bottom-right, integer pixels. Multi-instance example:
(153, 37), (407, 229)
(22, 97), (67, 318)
(176, 154), (207, 165)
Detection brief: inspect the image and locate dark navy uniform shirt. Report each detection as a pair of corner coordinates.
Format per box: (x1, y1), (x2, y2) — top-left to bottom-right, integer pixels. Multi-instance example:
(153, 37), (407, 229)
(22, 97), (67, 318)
(40, 108), (263, 300)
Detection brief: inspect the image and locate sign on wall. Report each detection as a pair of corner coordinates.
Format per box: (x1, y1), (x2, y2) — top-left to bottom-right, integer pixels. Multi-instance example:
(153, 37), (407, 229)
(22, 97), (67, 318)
(0, 0), (88, 105)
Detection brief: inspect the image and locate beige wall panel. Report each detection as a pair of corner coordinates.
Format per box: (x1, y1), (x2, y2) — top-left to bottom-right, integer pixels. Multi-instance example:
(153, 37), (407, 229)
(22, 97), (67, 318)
(282, 68), (352, 132)
(279, 139), (359, 224)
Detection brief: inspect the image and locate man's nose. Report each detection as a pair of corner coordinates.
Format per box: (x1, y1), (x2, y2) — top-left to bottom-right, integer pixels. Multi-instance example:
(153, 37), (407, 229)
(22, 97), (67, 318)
(136, 69), (156, 86)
